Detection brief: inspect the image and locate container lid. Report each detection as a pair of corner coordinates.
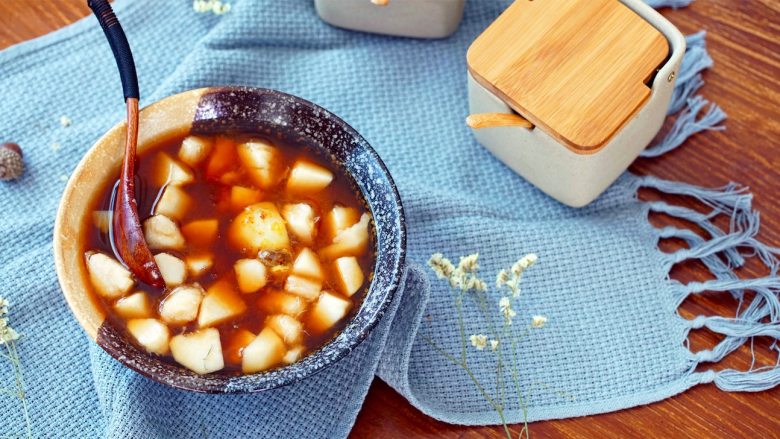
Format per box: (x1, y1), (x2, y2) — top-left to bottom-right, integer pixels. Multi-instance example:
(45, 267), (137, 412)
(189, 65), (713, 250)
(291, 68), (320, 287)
(467, 0), (669, 152)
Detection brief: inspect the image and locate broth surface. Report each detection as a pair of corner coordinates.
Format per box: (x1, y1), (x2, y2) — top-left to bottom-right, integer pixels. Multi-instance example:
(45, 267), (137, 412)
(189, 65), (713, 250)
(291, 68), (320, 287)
(83, 133), (375, 375)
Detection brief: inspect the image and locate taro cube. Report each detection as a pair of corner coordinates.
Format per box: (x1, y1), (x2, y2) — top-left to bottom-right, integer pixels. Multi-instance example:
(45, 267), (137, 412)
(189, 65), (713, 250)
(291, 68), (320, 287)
(160, 284), (204, 325)
(154, 185), (192, 221)
(143, 215), (186, 251)
(170, 328), (224, 374)
(291, 247), (323, 280)
(320, 213), (370, 260)
(113, 291), (153, 319)
(152, 152), (194, 187)
(282, 203), (316, 245)
(127, 318), (170, 355)
(178, 135), (213, 167)
(286, 161), (333, 193)
(154, 253), (187, 287)
(85, 251), (135, 299)
(284, 274), (322, 300)
(185, 252), (214, 278)
(308, 291), (352, 333)
(237, 140), (283, 189)
(266, 314), (303, 345)
(257, 290), (307, 317)
(234, 258), (268, 294)
(241, 327), (286, 373)
(333, 256), (364, 297)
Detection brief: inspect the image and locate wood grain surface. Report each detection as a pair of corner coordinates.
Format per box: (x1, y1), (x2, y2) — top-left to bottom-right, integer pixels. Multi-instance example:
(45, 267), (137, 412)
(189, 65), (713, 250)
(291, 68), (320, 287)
(1, 1), (777, 438)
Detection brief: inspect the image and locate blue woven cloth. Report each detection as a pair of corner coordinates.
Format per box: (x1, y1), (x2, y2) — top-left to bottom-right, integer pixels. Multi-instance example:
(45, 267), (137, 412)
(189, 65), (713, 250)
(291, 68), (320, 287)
(2, 1), (778, 437)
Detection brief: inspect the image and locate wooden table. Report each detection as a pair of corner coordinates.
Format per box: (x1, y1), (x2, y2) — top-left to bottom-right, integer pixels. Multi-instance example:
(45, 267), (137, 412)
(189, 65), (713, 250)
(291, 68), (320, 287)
(2, 1), (777, 437)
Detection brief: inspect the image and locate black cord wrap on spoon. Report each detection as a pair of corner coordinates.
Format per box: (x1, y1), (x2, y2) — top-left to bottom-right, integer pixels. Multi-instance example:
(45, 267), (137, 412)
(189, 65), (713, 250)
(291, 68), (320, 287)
(88, 0), (139, 101)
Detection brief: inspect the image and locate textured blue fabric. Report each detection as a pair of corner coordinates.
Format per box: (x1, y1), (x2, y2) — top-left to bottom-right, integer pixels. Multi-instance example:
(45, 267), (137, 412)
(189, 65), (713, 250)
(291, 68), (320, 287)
(1, 1), (778, 437)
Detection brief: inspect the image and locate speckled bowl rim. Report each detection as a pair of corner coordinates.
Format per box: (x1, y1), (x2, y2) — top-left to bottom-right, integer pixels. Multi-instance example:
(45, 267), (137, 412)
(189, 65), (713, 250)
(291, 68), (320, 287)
(53, 87), (406, 393)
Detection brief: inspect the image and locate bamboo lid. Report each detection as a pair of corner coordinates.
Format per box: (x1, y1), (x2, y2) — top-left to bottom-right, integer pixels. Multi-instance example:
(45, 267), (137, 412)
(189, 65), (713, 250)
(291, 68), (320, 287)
(467, 0), (669, 153)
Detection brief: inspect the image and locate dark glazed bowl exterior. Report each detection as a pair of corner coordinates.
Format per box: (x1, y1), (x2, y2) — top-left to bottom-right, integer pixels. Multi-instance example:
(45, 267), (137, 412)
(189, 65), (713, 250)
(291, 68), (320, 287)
(55, 87), (406, 393)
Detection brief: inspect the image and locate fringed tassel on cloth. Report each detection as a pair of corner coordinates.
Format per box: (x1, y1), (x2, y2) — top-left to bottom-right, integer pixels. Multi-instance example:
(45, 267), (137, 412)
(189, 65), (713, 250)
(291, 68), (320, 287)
(641, 31), (725, 158)
(668, 32), (713, 114)
(635, 0), (778, 396)
(641, 96), (726, 158)
(636, 176), (780, 392)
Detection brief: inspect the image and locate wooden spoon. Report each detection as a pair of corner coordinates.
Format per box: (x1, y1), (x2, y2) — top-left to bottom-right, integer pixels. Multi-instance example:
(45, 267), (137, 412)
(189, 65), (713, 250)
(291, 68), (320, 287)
(466, 113), (534, 129)
(89, 0), (164, 288)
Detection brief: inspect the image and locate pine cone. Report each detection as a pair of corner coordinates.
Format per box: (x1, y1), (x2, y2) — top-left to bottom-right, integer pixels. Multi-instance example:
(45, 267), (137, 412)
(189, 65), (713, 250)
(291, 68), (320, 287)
(0, 143), (24, 181)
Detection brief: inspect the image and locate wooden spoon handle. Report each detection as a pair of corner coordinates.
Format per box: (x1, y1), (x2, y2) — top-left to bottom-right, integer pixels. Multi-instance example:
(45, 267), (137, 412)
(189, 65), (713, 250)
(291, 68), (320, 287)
(90, 0), (164, 288)
(88, 0), (139, 101)
(466, 113), (534, 129)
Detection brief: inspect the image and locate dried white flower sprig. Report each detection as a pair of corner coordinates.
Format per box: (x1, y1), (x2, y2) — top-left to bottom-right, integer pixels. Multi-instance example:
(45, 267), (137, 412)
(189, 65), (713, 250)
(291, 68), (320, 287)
(425, 253), (545, 439)
(1, 296), (31, 438)
(0, 297), (20, 344)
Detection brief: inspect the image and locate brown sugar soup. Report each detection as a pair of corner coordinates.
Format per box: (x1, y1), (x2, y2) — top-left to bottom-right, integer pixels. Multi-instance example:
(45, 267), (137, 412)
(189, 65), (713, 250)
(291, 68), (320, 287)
(83, 133), (375, 375)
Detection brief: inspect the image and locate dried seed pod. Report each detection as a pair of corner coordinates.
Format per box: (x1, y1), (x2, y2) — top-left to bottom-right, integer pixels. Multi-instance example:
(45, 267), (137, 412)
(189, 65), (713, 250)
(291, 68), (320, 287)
(0, 142), (24, 181)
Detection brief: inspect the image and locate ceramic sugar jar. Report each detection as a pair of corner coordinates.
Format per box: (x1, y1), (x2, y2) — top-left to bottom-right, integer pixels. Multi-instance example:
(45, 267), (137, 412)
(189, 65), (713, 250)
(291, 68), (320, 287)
(466, 0), (686, 207)
(315, 0), (466, 39)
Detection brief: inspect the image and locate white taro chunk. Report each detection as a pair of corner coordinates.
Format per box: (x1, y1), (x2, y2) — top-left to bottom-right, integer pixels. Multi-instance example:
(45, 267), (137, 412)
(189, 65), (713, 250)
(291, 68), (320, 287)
(178, 135), (214, 167)
(283, 275), (322, 300)
(113, 291), (154, 319)
(228, 202), (290, 254)
(143, 215), (186, 251)
(308, 291), (352, 333)
(319, 213), (371, 260)
(236, 140), (283, 189)
(85, 251), (135, 299)
(185, 253), (214, 277)
(234, 259), (268, 294)
(170, 328), (225, 374)
(322, 205), (359, 241)
(160, 284), (205, 325)
(152, 152), (195, 187)
(266, 314), (303, 345)
(154, 253), (187, 287)
(127, 318), (170, 355)
(154, 185), (192, 221)
(291, 247), (323, 280)
(257, 290), (307, 317)
(281, 203), (316, 245)
(282, 345), (305, 365)
(285, 161), (334, 193)
(333, 256), (364, 297)
(198, 279), (248, 328)
(92, 210), (112, 234)
(242, 327), (286, 373)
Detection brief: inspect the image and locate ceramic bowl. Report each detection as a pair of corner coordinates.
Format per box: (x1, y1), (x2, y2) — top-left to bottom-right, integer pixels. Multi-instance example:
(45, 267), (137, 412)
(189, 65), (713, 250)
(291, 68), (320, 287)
(53, 87), (406, 392)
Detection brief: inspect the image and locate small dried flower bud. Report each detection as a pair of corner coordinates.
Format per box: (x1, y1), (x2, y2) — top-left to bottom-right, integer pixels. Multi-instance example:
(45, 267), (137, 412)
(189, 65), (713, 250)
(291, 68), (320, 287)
(470, 334), (487, 350)
(457, 254), (479, 273)
(0, 142), (25, 181)
(499, 296), (517, 324)
(531, 315), (548, 329)
(496, 269), (510, 287)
